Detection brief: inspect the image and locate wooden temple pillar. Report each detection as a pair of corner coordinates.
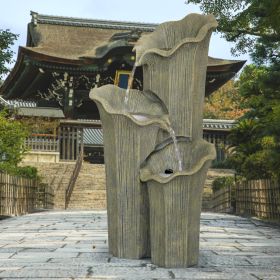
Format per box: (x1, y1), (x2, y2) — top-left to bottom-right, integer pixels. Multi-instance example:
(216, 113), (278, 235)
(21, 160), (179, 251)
(62, 73), (75, 119)
(58, 124), (84, 161)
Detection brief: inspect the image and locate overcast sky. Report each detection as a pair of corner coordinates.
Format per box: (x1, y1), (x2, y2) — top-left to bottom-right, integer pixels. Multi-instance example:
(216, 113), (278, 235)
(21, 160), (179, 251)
(1, 0), (250, 70)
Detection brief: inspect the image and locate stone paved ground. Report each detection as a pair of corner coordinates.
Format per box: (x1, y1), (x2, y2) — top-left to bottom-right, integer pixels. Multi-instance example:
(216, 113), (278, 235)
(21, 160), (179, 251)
(0, 211), (280, 279)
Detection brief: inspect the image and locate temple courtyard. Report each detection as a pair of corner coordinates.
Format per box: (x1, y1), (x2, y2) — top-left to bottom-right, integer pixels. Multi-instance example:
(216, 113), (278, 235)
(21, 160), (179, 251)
(0, 211), (279, 279)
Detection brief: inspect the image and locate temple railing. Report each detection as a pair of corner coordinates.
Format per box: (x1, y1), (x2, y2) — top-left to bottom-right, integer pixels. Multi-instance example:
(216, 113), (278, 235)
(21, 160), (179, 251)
(24, 134), (59, 152)
(65, 148), (83, 209)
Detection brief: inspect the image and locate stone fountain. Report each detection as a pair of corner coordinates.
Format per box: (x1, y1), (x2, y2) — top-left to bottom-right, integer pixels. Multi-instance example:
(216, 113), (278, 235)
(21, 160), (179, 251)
(90, 13), (217, 267)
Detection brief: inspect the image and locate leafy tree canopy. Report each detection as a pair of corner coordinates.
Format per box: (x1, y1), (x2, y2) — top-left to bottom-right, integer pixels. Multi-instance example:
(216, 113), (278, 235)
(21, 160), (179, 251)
(204, 80), (248, 120)
(185, 0), (280, 64)
(186, 0), (280, 179)
(0, 29), (18, 79)
(0, 110), (39, 179)
(0, 110), (28, 166)
(227, 64), (280, 179)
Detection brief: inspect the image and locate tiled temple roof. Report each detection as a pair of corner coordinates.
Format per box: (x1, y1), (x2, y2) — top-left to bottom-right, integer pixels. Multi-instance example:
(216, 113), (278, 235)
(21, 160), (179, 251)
(83, 128), (103, 146)
(1, 99), (37, 108)
(0, 12), (245, 99)
(24, 12), (156, 62)
(203, 119), (236, 130)
(31, 11), (157, 31)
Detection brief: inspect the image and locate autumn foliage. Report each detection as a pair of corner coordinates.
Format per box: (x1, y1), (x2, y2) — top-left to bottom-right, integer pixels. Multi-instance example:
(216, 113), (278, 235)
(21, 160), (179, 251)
(204, 80), (248, 120)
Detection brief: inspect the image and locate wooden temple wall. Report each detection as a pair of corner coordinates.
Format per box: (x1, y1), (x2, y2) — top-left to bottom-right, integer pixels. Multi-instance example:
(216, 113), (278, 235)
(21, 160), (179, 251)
(58, 125), (84, 161)
(203, 131), (229, 162)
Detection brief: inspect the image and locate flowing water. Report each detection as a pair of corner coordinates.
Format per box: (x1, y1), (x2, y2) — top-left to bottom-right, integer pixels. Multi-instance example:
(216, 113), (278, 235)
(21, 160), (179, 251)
(131, 114), (149, 121)
(124, 63), (137, 108)
(167, 127), (183, 172)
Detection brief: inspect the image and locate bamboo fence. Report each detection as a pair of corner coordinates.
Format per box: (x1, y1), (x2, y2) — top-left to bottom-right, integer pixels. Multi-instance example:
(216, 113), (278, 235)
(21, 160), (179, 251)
(211, 179), (280, 221)
(236, 179), (280, 220)
(0, 172), (54, 216)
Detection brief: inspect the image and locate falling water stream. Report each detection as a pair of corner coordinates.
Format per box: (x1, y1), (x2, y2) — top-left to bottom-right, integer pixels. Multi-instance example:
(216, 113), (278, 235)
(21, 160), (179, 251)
(167, 127), (183, 172)
(124, 63), (137, 108)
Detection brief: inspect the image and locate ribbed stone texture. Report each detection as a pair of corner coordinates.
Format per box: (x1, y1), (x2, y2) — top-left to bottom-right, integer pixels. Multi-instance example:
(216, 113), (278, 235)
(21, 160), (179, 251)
(140, 138), (216, 267)
(134, 14), (218, 142)
(89, 85), (169, 259)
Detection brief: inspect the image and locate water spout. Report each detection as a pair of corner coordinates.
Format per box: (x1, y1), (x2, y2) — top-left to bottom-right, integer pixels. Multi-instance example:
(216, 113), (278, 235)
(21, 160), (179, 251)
(124, 63), (137, 108)
(167, 127), (183, 172)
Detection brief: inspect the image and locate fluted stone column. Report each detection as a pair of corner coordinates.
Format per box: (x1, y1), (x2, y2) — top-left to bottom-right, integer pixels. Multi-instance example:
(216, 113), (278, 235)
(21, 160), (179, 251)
(90, 85), (169, 259)
(134, 14), (218, 142)
(140, 138), (216, 267)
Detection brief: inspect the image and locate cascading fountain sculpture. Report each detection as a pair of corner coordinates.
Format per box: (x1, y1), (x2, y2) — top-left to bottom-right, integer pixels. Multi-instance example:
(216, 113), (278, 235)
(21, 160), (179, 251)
(90, 13), (217, 267)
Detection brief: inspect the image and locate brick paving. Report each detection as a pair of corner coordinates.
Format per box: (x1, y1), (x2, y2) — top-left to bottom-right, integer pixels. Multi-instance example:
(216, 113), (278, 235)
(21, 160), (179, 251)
(0, 211), (279, 279)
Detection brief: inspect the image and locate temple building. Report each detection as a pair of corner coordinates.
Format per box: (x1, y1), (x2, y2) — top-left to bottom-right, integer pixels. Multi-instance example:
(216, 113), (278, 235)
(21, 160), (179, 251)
(0, 12), (245, 163)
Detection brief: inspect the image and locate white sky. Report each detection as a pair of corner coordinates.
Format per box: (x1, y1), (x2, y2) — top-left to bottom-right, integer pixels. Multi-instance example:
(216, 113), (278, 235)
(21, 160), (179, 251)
(1, 0), (250, 69)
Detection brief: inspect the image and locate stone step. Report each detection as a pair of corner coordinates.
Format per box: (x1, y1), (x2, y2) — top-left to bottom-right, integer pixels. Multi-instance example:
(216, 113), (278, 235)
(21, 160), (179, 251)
(71, 189), (106, 194)
(65, 164), (106, 209)
(67, 203), (106, 209)
(70, 198), (106, 202)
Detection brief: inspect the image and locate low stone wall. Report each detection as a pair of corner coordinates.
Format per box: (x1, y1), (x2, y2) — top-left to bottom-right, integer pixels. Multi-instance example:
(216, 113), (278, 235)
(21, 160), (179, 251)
(22, 151), (60, 163)
(212, 185), (234, 213)
(202, 169), (235, 211)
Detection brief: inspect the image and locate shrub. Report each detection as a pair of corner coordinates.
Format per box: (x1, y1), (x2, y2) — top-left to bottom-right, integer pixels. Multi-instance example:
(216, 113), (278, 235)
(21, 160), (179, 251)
(0, 163), (39, 180)
(212, 176), (235, 192)
(211, 159), (233, 169)
(0, 110), (28, 166)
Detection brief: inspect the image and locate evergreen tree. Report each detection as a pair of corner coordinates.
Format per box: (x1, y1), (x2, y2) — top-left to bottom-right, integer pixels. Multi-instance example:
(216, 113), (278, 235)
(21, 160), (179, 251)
(0, 29), (18, 79)
(186, 0), (280, 179)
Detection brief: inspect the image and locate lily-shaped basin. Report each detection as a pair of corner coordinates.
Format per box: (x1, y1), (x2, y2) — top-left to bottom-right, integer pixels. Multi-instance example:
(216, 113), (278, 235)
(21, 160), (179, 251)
(90, 84), (170, 130)
(134, 13), (218, 66)
(140, 137), (216, 267)
(134, 14), (218, 141)
(89, 84), (169, 259)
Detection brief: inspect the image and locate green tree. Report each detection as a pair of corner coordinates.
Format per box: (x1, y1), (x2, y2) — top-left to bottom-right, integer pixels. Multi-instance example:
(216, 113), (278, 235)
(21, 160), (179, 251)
(0, 110), (38, 179)
(227, 64), (280, 179)
(186, 0), (280, 179)
(0, 29), (18, 79)
(0, 110), (28, 166)
(185, 0), (280, 64)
